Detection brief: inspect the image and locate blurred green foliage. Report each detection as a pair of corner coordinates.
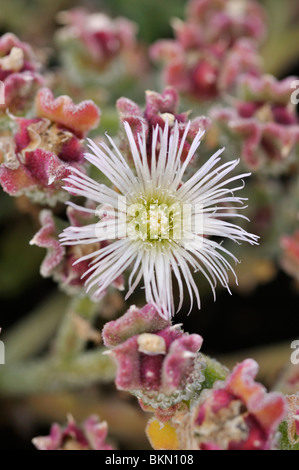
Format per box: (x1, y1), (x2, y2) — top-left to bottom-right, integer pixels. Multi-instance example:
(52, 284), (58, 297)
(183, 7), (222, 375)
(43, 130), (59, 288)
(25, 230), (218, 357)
(102, 0), (186, 43)
(279, 422), (299, 451)
(0, 0), (186, 45)
(1, 0), (299, 75)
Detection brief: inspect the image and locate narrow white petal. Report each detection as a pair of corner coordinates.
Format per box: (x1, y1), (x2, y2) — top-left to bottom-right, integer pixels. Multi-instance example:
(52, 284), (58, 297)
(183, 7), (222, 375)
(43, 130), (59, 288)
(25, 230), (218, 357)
(60, 121), (258, 319)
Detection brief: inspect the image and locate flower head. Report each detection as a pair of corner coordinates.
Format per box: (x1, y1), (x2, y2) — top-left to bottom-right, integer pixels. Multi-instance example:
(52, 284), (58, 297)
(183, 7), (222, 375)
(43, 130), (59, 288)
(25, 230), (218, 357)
(213, 74), (299, 168)
(0, 88), (100, 205)
(57, 8), (137, 69)
(32, 415), (114, 450)
(151, 37), (261, 102)
(103, 304), (205, 410)
(150, 0), (264, 103)
(117, 87), (211, 162)
(56, 9), (144, 87)
(188, 359), (286, 450)
(0, 33), (44, 114)
(60, 120), (258, 319)
(161, 359), (286, 450)
(146, 359), (286, 451)
(186, 0), (267, 45)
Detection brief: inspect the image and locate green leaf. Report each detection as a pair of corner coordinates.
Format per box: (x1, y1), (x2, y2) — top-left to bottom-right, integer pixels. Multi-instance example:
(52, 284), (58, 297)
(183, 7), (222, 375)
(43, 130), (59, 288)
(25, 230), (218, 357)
(278, 421), (299, 450)
(201, 355), (229, 389)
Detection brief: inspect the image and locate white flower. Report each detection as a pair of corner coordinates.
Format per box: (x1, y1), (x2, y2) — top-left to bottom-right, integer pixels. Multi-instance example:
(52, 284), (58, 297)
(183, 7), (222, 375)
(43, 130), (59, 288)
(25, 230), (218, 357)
(60, 121), (258, 319)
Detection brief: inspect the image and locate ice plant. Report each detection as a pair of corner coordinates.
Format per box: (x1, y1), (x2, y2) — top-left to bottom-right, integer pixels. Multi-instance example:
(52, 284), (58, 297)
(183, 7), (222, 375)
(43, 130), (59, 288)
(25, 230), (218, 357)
(151, 36), (261, 102)
(284, 395), (299, 447)
(186, 359), (286, 450)
(0, 1), (298, 453)
(0, 88), (100, 205)
(148, 359), (286, 450)
(150, 0), (264, 102)
(117, 86), (211, 162)
(213, 74), (299, 168)
(0, 33), (44, 114)
(56, 8), (137, 70)
(55, 8), (144, 88)
(60, 120), (258, 319)
(32, 415), (114, 450)
(147, 359), (287, 450)
(185, 0), (267, 45)
(103, 304), (205, 410)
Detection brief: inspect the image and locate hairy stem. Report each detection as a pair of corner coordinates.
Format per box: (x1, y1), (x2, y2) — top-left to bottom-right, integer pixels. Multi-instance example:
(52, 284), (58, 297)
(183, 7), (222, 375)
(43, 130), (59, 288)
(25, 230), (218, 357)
(3, 293), (69, 363)
(0, 349), (116, 396)
(53, 296), (100, 361)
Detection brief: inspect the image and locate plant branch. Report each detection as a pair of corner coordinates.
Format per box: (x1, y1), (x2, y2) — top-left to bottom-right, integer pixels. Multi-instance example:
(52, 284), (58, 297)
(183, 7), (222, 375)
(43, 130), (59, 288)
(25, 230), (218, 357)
(3, 293), (69, 363)
(0, 349), (116, 396)
(53, 296), (100, 361)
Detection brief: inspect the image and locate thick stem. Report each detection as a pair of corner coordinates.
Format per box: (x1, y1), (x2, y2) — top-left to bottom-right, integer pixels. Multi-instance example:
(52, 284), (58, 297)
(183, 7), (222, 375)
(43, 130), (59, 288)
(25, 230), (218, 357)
(3, 293), (69, 363)
(0, 349), (116, 396)
(0, 295), (110, 396)
(53, 296), (100, 361)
